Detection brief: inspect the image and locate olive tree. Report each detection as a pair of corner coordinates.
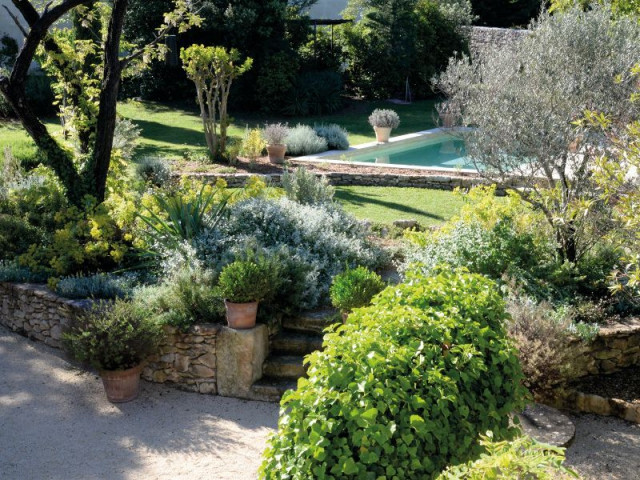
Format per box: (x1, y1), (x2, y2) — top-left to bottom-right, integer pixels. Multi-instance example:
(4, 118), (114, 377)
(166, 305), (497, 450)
(435, 5), (640, 263)
(180, 45), (252, 160)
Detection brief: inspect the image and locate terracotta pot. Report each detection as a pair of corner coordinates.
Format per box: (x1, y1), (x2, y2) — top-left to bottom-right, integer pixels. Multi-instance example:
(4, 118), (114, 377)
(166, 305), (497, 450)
(341, 312), (349, 324)
(266, 144), (286, 164)
(100, 364), (143, 403)
(225, 300), (259, 329)
(373, 126), (392, 143)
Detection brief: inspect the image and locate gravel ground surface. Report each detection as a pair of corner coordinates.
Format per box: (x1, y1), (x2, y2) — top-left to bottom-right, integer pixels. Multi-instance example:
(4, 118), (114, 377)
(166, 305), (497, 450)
(0, 327), (279, 480)
(2, 325), (640, 480)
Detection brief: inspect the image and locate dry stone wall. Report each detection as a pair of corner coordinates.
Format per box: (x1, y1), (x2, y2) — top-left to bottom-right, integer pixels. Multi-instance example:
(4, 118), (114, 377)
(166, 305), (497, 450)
(468, 26), (530, 56)
(0, 282), (88, 349)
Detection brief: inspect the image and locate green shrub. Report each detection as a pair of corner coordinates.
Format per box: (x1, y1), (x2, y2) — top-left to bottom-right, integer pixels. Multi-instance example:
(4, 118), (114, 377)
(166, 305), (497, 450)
(313, 124), (349, 150)
(282, 167), (335, 205)
(63, 299), (163, 371)
(284, 124), (328, 156)
(134, 156), (172, 187)
(260, 270), (527, 478)
(283, 71), (344, 116)
(218, 255), (280, 303)
(437, 432), (578, 479)
(0, 214), (41, 260)
(142, 266), (223, 331)
(0, 260), (48, 283)
(329, 266), (385, 313)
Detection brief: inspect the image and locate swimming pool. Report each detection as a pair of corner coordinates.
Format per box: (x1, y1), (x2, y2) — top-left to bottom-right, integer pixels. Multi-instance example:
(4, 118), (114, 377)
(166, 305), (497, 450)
(296, 129), (476, 172)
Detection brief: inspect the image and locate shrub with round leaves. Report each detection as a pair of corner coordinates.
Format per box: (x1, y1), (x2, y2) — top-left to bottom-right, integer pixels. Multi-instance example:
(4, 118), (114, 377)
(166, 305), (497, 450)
(260, 270), (527, 479)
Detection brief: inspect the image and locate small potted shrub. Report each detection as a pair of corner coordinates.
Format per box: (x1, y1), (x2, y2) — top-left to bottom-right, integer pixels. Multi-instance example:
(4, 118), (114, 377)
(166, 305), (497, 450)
(218, 256), (279, 329)
(63, 299), (163, 403)
(330, 266), (385, 321)
(263, 123), (290, 164)
(368, 109), (400, 143)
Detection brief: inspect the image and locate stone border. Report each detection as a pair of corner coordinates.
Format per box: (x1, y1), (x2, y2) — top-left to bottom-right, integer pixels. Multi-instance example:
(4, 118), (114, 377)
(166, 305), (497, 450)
(560, 390), (640, 424)
(0, 282), (268, 399)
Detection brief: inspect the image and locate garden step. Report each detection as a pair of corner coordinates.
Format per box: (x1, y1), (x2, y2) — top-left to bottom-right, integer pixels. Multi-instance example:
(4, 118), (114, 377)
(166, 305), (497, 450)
(282, 309), (340, 334)
(271, 330), (324, 355)
(249, 376), (298, 403)
(263, 354), (306, 379)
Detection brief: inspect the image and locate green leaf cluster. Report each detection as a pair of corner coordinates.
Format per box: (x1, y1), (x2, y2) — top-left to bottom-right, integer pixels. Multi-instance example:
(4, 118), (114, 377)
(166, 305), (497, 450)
(218, 255), (281, 303)
(63, 298), (163, 371)
(329, 266), (385, 313)
(260, 270), (527, 479)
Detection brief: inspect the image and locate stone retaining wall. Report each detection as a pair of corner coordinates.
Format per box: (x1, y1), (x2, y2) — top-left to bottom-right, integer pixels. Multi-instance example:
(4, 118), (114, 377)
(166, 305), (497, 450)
(566, 318), (640, 379)
(142, 324), (220, 394)
(0, 282), (89, 349)
(468, 26), (530, 56)
(182, 171), (493, 191)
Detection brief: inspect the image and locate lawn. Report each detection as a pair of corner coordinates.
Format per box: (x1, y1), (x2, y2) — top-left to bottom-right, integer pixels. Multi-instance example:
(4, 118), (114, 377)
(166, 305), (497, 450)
(334, 186), (464, 226)
(1, 98), (440, 159)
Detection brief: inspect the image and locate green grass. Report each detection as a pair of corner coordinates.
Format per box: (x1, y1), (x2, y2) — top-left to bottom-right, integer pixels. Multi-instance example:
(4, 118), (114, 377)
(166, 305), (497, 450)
(1, 98), (440, 161)
(335, 186), (464, 226)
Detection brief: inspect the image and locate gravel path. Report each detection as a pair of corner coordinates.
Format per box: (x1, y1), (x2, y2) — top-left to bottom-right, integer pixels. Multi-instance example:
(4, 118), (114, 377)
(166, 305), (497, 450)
(0, 327), (279, 480)
(2, 325), (640, 480)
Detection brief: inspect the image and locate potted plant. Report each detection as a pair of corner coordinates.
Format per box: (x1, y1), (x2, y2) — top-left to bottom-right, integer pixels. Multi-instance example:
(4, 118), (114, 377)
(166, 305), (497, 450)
(63, 299), (163, 403)
(263, 123), (290, 164)
(368, 109), (400, 143)
(437, 101), (457, 129)
(218, 256), (279, 329)
(329, 266), (385, 322)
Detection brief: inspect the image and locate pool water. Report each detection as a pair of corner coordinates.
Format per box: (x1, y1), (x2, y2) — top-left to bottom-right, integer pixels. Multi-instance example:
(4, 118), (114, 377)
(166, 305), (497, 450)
(326, 135), (474, 169)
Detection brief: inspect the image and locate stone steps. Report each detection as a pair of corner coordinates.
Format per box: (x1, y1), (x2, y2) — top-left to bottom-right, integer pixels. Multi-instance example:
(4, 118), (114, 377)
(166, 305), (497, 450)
(270, 330), (324, 355)
(263, 354), (307, 379)
(249, 376), (298, 403)
(281, 309), (340, 334)
(250, 310), (337, 402)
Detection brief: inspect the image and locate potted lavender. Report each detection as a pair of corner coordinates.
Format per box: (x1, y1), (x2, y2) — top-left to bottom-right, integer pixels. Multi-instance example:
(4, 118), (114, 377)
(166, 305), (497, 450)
(263, 123), (290, 164)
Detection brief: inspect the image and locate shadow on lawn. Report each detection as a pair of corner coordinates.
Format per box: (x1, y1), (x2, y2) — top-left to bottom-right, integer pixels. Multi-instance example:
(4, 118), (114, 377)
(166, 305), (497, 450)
(335, 189), (445, 221)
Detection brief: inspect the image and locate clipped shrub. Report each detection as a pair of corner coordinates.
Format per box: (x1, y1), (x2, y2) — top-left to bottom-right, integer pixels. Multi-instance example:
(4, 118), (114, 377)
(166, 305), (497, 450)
(437, 432), (578, 479)
(330, 266), (385, 313)
(54, 272), (140, 300)
(281, 167), (334, 205)
(313, 124), (349, 150)
(368, 108), (400, 128)
(63, 299), (163, 371)
(284, 124), (328, 156)
(260, 271), (527, 478)
(134, 156), (171, 187)
(218, 255), (281, 303)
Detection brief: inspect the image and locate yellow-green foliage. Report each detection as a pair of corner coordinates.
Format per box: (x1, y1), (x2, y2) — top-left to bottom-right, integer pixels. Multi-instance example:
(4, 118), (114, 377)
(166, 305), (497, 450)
(437, 432), (579, 479)
(20, 195), (129, 276)
(405, 185), (549, 247)
(241, 128), (266, 160)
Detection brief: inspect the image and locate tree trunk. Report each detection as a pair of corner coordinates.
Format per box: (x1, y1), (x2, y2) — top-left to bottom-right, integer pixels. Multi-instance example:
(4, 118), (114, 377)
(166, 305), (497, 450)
(84, 0), (128, 203)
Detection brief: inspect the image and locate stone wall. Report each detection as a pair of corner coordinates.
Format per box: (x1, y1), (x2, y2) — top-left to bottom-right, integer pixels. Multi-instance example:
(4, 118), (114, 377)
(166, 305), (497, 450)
(181, 171), (494, 191)
(142, 324), (220, 394)
(468, 26), (530, 56)
(0, 282), (89, 349)
(566, 318), (640, 379)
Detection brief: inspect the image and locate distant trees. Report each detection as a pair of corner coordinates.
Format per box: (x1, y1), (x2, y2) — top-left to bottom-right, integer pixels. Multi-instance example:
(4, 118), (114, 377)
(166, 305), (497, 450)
(470, 0), (542, 27)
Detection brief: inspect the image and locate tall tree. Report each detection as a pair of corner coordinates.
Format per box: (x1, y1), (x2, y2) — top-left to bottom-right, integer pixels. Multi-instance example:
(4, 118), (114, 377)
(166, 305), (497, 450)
(0, 0), (200, 205)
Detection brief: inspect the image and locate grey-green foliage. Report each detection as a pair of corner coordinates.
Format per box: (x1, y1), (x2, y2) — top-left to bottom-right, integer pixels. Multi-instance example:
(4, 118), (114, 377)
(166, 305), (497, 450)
(0, 260), (48, 283)
(55, 272), (141, 299)
(284, 124), (328, 156)
(435, 4), (640, 262)
(112, 118), (141, 160)
(313, 124), (349, 150)
(134, 156), (171, 187)
(282, 167), (335, 205)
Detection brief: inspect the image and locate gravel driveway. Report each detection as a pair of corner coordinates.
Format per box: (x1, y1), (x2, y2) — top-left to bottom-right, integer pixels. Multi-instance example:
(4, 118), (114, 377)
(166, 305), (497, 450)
(2, 325), (640, 480)
(0, 327), (279, 480)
